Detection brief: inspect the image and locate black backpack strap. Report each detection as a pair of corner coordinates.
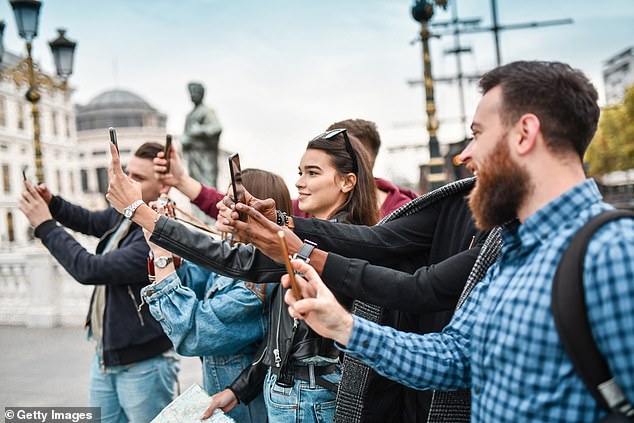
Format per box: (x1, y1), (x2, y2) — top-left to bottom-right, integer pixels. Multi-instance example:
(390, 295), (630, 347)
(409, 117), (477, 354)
(552, 209), (634, 417)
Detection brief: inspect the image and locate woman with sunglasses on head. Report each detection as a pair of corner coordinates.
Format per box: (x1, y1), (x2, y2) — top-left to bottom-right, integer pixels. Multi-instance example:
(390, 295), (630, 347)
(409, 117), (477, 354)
(106, 128), (378, 422)
(139, 168), (290, 423)
(202, 129), (378, 423)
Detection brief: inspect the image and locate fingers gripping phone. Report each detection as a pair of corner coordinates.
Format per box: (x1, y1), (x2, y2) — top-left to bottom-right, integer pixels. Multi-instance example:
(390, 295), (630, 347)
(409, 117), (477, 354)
(109, 127), (119, 155)
(278, 231), (302, 300)
(164, 134), (172, 173)
(228, 153), (247, 222)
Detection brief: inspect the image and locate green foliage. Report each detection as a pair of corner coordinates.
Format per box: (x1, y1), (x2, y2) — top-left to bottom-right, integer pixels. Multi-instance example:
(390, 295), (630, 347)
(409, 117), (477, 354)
(585, 84), (634, 176)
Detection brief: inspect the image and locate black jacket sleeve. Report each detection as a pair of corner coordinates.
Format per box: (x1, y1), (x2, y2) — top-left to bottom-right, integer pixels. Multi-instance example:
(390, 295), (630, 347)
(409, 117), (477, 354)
(49, 195), (117, 238)
(149, 216), (285, 282)
(322, 247), (481, 314)
(291, 204), (439, 266)
(34, 218), (149, 285)
(228, 357), (268, 405)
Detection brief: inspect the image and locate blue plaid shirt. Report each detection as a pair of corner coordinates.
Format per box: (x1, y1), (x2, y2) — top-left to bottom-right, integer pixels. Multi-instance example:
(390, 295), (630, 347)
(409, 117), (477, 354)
(342, 179), (634, 422)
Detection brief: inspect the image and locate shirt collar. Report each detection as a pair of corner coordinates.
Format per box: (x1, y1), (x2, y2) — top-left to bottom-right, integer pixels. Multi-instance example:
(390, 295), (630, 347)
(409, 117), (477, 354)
(501, 178), (603, 250)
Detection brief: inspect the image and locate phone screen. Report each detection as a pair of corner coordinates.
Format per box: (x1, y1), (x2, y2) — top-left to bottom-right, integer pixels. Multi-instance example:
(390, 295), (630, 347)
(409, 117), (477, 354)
(278, 231), (302, 300)
(164, 134), (172, 173)
(108, 127), (119, 155)
(228, 153), (247, 222)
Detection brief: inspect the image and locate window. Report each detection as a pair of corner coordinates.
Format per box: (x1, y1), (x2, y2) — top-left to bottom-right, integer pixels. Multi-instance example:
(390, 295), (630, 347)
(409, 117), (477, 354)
(65, 114), (71, 137)
(96, 167), (108, 194)
(69, 170), (75, 194)
(56, 169), (62, 193)
(51, 111), (58, 136)
(2, 164), (10, 193)
(80, 169), (89, 193)
(0, 96), (6, 127)
(7, 211), (15, 242)
(17, 103), (24, 130)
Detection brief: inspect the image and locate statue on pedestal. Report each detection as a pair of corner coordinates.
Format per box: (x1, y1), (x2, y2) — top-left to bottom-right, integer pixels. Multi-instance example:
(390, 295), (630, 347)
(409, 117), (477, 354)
(182, 82), (222, 188)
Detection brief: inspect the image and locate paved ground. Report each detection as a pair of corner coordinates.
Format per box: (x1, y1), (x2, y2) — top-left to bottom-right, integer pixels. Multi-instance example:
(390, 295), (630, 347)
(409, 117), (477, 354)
(0, 325), (202, 410)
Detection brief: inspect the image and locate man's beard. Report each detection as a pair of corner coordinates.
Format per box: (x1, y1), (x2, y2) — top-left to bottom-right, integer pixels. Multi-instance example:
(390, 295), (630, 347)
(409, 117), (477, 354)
(468, 140), (532, 230)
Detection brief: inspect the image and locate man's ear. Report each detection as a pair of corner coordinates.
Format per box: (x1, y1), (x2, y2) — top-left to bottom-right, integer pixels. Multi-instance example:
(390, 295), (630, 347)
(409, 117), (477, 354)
(515, 113), (541, 156)
(341, 173), (357, 193)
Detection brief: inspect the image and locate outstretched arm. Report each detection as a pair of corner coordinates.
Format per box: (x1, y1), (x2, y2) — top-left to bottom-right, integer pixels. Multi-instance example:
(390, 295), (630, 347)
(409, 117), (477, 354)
(283, 259), (476, 391)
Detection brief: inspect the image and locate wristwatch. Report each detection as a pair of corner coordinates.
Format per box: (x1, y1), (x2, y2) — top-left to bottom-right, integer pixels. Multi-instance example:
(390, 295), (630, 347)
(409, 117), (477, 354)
(292, 240), (317, 263)
(123, 199), (145, 219)
(154, 256), (173, 269)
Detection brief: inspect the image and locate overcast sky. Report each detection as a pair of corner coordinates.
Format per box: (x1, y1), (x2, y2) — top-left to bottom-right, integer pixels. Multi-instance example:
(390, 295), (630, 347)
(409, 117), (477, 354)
(1, 0), (632, 191)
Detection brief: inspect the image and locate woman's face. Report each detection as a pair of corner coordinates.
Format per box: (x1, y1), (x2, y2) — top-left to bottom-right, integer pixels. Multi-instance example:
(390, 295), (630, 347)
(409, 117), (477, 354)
(295, 149), (349, 220)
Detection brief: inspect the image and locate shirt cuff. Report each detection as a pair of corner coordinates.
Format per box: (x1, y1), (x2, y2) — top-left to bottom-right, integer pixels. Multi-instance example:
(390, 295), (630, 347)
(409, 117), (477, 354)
(335, 315), (379, 356)
(141, 271), (179, 301)
(34, 219), (58, 239)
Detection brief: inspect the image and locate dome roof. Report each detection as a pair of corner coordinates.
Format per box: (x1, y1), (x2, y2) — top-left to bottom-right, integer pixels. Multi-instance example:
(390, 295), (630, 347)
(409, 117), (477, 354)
(76, 88), (167, 132)
(85, 89), (154, 111)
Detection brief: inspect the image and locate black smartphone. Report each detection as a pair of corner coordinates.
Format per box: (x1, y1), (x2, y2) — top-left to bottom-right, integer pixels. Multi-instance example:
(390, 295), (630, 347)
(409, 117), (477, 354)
(164, 134), (172, 173)
(22, 166), (28, 182)
(228, 152), (247, 222)
(108, 127), (119, 155)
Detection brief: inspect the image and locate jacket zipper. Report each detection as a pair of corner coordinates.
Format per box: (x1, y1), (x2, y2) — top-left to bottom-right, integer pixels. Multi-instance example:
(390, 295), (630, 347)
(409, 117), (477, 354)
(127, 286), (145, 327)
(273, 290), (284, 367)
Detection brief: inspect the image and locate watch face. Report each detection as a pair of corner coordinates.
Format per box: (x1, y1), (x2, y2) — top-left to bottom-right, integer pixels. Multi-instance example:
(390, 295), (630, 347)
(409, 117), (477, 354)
(124, 209), (132, 218)
(155, 256), (167, 268)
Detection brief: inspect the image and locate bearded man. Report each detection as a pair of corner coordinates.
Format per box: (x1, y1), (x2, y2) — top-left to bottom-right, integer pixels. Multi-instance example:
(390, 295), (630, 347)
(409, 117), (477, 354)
(277, 61), (634, 422)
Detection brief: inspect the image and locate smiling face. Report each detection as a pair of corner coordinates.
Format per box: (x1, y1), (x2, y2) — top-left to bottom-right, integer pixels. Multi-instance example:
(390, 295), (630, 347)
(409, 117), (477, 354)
(126, 156), (164, 205)
(295, 148), (351, 220)
(460, 85), (532, 230)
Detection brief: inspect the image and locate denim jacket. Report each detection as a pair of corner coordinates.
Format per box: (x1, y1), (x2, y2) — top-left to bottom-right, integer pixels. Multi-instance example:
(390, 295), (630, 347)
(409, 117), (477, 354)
(141, 260), (273, 422)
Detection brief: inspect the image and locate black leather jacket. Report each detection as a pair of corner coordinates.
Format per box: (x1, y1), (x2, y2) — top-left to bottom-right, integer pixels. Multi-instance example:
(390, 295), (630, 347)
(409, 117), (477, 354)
(149, 217), (341, 403)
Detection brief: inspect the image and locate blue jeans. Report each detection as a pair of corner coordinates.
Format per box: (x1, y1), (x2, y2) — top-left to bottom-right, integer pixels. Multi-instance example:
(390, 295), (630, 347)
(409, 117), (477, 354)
(264, 365), (340, 423)
(89, 351), (180, 423)
(203, 354), (266, 423)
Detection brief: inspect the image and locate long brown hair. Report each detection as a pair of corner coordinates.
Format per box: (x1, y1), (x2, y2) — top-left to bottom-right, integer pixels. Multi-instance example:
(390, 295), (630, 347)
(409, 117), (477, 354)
(306, 131), (378, 226)
(241, 168), (293, 215)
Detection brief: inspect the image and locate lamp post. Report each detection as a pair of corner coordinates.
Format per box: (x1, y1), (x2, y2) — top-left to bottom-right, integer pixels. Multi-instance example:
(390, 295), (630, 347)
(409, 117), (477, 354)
(1, 0), (76, 183)
(411, 0), (447, 192)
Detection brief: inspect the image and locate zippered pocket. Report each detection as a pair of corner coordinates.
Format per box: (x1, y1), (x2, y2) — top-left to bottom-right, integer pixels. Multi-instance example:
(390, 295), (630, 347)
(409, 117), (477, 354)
(127, 285), (145, 327)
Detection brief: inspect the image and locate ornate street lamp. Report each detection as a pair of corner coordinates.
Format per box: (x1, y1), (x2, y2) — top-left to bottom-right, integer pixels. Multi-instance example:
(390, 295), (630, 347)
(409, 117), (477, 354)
(0, 0), (77, 183)
(411, 0), (447, 191)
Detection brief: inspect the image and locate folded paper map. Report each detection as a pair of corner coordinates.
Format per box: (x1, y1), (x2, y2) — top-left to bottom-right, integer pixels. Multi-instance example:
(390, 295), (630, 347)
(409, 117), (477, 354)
(151, 384), (235, 423)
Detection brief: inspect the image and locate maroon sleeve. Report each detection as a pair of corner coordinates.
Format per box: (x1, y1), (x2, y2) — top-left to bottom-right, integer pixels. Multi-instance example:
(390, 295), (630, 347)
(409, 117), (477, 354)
(191, 184), (224, 219)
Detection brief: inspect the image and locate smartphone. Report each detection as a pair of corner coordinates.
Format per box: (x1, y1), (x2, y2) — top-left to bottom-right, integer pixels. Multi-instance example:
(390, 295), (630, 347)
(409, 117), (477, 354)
(108, 127), (119, 155)
(228, 153), (247, 222)
(278, 231), (302, 300)
(164, 134), (172, 173)
(22, 166), (28, 182)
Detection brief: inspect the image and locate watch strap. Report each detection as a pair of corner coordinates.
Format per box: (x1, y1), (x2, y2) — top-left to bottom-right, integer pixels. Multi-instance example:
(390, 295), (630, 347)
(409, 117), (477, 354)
(124, 199), (145, 218)
(154, 256), (174, 268)
(293, 240), (317, 263)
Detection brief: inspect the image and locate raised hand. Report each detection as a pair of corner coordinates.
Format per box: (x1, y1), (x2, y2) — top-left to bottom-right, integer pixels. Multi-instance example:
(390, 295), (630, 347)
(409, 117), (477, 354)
(19, 180), (53, 227)
(225, 203), (303, 262)
(106, 141), (142, 214)
(34, 183), (53, 205)
(282, 259), (354, 346)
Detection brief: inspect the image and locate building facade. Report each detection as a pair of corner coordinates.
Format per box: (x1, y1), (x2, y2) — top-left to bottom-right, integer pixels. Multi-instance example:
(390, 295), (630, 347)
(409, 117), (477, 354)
(603, 46), (634, 105)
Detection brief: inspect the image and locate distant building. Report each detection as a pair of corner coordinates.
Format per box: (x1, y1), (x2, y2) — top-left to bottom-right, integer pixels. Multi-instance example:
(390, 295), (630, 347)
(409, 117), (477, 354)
(75, 89), (168, 209)
(0, 51), (77, 248)
(603, 47), (634, 105)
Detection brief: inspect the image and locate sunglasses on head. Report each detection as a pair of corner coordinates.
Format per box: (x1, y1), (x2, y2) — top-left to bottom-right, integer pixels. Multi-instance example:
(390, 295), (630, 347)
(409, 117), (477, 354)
(311, 128), (359, 175)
